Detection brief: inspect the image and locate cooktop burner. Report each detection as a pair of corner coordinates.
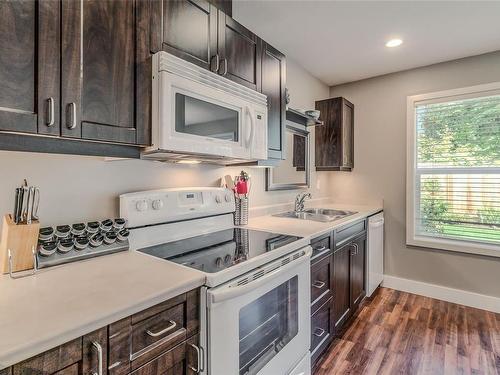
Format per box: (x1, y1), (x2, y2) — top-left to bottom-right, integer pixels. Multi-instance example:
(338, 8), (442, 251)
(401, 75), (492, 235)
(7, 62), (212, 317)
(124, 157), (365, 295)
(137, 228), (302, 273)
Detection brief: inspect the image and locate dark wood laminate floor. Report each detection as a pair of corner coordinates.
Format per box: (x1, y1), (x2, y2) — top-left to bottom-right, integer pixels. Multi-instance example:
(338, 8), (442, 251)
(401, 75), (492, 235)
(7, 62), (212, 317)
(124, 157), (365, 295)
(315, 287), (500, 375)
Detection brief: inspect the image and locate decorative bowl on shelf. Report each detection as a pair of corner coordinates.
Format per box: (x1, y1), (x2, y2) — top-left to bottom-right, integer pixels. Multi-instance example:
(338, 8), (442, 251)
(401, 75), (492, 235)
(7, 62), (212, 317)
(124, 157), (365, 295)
(305, 110), (321, 120)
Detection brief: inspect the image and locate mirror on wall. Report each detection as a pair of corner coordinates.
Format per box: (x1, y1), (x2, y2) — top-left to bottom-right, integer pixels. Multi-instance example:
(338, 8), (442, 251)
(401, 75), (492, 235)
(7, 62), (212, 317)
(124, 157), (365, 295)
(266, 124), (310, 191)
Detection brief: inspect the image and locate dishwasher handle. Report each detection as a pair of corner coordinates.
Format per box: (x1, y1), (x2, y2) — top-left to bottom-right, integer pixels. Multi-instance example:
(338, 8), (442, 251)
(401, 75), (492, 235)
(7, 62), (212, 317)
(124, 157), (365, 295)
(369, 218), (384, 228)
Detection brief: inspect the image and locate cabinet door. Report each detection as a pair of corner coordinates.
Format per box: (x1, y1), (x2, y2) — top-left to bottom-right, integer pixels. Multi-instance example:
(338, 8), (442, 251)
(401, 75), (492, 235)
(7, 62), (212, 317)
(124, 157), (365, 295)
(341, 99), (354, 169)
(261, 42), (286, 159)
(61, 0), (140, 144)
(82, 328), (108, 375)
(332, 242), (351, 330)
(217, 12), (261, 90)
(153, 0), (218, 71)
(350, 234), (366, 309)
(0, 0), (60, 135)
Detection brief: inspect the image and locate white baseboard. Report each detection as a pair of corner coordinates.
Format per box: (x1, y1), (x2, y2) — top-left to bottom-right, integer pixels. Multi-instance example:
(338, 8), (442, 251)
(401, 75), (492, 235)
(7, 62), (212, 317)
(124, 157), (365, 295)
(381, 275), (500, 313)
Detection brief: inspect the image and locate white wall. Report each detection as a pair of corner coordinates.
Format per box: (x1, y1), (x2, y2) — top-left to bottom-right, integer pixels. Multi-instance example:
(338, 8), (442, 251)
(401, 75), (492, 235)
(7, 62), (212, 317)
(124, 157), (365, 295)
(0, 58), (329, 228)
(329, 51), (500, 298)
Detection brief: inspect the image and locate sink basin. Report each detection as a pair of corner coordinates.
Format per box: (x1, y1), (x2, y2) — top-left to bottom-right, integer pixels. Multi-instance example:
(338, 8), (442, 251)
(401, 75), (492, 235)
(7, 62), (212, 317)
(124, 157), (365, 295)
(273, 208), (357, 223)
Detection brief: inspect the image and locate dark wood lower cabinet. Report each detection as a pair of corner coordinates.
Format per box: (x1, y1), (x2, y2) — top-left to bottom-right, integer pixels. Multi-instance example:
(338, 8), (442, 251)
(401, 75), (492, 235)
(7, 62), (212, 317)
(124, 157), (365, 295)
(310, 220), (367, 370)
(5, 288), (200, 375)
(332, 242), (351, 330)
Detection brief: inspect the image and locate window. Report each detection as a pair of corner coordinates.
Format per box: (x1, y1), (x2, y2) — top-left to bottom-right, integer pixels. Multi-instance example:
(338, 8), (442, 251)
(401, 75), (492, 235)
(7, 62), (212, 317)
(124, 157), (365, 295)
(407, 83), (500, 257)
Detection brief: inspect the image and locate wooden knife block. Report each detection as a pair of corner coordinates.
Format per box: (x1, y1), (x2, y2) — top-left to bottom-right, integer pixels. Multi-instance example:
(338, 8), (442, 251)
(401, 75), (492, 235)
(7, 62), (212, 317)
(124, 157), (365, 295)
(0, 214), (40, 274)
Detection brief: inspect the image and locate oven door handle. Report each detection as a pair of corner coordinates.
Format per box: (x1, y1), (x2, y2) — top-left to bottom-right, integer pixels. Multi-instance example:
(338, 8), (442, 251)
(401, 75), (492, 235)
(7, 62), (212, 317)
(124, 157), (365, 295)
(209, 247), (312, 305)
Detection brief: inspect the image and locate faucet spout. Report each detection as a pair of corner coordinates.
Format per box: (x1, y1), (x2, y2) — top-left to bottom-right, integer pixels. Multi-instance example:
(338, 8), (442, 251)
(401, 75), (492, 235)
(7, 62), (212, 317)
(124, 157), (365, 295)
(295, 192), (312, 212)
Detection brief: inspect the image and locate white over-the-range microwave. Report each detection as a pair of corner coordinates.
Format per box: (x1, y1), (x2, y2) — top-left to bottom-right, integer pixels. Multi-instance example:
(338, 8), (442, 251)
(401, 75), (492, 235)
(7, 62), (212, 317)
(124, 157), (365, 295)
(143, 51), (268, 164)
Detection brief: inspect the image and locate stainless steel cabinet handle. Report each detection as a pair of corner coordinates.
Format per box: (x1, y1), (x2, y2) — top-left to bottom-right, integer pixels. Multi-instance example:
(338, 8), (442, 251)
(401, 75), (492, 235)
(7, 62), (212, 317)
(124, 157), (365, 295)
(312, 280), (326, 289)
(67, 102), (76, 129)
(219, 58), (228, 76)
(91, 341), (103, 375)
(313, 328), (326, 338)
(188, 343), (204, 373)
(350, 245), (356, 256)
(353, 243), (359, 255)
(146, 320), (177, 337)
(108, 361), (121, 370)
(314, 246), (327, 252)
(211, 54), (220, 72)
(46, 97), (55, 126)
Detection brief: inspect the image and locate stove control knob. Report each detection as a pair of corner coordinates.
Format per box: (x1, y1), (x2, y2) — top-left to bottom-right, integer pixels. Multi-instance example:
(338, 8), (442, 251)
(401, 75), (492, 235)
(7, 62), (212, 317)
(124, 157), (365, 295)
(215, 194), (222, 204)
(152, 199), (163, 210)
(215, 257), (223, 268)
(135, 199), (148, 212)
(224, 193), (232, 203)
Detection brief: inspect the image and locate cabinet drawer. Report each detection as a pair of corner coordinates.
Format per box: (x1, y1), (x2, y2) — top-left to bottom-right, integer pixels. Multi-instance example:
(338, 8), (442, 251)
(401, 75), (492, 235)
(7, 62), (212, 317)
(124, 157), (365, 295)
(130, 334), (199, 375)
(12, 338), (82, 375)
(311, 297), (334, 367)
(335, 219), (366, 247)
(131, 303), (187, 370)
(310, 252), (333, 311)
(52, 363), (79, 375)
(311, 235), (331, 261)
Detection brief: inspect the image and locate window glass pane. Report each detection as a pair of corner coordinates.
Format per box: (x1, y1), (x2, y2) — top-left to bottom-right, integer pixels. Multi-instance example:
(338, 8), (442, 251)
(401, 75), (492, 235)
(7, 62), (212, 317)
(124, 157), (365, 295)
(175, 93), (239, 141)
(416, 95), (500, 168)
(239, 276), (298, 375)
(414, 93), (500, 246)
(417, 174), (500, 245)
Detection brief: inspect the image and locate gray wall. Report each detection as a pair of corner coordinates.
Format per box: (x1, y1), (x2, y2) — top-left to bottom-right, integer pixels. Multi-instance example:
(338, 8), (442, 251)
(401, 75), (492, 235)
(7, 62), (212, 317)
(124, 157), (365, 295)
(329, 51), (500, 297)
(0, 58), (328, 229)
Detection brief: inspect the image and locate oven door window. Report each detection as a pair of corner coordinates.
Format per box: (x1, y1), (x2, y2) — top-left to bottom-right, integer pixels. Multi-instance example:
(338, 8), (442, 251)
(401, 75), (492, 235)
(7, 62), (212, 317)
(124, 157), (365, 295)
(175, 93), (239, 142)
(239, 276), (298, 375)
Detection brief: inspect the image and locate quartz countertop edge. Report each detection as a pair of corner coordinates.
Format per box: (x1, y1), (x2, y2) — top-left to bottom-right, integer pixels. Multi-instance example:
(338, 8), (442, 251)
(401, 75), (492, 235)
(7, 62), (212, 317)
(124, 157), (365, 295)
(0, 251), (205, 369)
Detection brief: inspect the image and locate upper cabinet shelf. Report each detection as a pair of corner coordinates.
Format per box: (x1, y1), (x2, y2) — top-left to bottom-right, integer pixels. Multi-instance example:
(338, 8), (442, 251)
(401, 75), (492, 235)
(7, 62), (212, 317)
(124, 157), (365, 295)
(286, 108), (324, 127)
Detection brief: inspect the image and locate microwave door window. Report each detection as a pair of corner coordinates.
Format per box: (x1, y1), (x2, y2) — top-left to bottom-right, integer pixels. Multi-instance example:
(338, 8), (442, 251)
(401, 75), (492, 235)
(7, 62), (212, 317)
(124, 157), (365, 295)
(175, 93), (239, 142)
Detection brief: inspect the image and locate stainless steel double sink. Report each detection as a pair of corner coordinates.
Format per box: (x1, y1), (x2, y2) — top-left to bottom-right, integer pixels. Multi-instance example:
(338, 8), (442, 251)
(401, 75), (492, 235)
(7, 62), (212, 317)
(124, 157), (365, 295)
(273, 208), (357, 223)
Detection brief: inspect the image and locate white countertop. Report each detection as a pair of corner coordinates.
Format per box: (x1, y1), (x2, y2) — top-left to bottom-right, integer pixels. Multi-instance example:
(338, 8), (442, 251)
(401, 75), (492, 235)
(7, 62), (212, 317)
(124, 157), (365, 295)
(0, 202), (382, 369)
(0, 251), (205, 369)
(245, 203), (383, 239)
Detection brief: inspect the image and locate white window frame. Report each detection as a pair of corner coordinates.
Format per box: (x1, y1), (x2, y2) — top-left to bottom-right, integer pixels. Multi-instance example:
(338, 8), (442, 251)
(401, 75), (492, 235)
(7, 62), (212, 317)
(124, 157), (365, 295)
(406, 82), (500, 258)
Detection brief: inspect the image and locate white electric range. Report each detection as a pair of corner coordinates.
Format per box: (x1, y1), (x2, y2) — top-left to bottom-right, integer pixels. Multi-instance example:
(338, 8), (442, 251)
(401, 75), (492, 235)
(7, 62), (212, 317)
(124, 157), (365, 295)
(120, 187), (311, 375)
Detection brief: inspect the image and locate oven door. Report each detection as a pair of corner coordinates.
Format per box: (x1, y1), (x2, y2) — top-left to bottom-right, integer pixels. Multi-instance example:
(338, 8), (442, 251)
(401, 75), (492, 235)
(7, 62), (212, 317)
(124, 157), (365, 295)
(155, 70), (264, 160)
(206, 247), (311, 375)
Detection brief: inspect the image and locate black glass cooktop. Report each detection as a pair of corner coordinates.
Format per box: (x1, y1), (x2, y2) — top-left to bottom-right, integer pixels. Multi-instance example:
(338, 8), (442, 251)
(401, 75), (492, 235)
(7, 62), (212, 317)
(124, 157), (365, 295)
(138, 228), (302, 273)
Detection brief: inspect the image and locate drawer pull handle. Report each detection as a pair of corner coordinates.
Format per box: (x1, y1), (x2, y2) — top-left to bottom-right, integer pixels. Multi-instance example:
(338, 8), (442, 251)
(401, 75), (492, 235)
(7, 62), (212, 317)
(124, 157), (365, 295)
(91, 341), (103, 375)
(108, 361), (121, 370)
(312, 280), (326, 289)
(313, 328), (326, 338)
(188, 343), (204, 373)
(146, 320), (177, 337)
(315, 246), (327, 252)
(67, 102), (76, 129)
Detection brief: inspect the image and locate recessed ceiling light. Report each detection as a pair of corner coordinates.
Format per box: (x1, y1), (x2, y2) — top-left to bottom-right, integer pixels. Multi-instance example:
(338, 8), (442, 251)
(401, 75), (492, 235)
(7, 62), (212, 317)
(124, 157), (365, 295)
(385, 39), (403, 48)
(177, 160), (201, 164)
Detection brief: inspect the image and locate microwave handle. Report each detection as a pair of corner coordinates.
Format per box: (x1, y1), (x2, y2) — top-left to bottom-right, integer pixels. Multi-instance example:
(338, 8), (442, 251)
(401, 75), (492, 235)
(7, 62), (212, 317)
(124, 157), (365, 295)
(209, 246), (312, 305)
(245, 106), (255, 148)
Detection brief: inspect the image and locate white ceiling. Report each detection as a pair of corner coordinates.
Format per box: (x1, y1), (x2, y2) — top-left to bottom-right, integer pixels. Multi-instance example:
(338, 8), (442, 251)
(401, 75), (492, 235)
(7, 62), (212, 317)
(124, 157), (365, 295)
(233, 1), (500, 86)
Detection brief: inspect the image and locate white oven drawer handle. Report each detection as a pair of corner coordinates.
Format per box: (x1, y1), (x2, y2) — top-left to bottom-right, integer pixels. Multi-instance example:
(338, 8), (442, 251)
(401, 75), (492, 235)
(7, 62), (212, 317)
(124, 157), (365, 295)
(146, 320), (177, 337)
(210, 247), (312, 304)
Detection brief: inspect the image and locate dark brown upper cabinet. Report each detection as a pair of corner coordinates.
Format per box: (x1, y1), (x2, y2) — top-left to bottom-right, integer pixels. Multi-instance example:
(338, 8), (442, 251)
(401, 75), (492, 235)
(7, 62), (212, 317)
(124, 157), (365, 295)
(261, 42), (286, 160)
(152, 0), (218, 72)
(61, 0), (144, 145)
(217, 12), (262, 91)
(0, 0), (60, 136)
(315, 97), (354, 171)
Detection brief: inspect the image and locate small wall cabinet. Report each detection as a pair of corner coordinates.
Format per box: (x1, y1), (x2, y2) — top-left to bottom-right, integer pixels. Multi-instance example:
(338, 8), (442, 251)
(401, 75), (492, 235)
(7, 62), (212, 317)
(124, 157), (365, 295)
(315, 97), (355, 171)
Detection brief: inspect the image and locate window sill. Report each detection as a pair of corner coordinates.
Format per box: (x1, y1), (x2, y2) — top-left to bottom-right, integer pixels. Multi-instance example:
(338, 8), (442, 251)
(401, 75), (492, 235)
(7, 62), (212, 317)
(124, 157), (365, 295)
(407, 236), (500, 258)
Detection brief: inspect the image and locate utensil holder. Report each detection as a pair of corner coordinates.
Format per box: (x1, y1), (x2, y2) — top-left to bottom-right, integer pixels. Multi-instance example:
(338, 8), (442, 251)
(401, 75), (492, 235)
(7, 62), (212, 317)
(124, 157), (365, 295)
(0, 214), (40, 274)
(234, 197), (249, 226)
